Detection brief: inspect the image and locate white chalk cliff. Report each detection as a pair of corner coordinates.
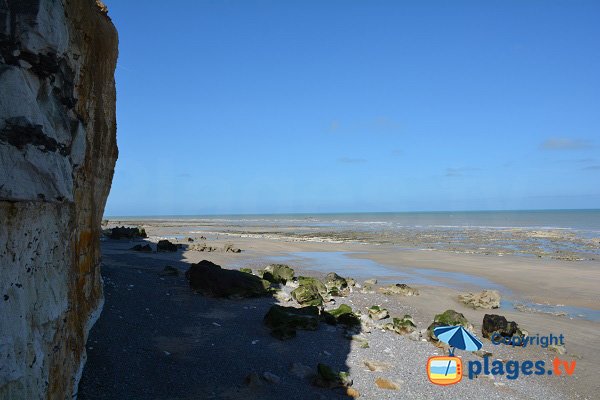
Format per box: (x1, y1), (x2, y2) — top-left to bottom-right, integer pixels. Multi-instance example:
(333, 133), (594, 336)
(0, 0), (118, 398)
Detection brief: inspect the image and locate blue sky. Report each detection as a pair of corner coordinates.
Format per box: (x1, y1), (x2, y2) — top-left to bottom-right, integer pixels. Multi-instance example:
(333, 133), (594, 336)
(104, 0), (599, 216)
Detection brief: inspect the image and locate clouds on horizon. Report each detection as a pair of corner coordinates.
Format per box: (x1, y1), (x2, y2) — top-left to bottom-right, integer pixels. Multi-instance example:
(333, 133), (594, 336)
(338, 157), (367, 164)
(445, 167), (480, 177)
(540, 138), (594, 150)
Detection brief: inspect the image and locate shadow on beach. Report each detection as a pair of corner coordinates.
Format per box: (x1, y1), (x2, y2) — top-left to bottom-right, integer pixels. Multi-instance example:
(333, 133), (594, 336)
(77, 239), (357, 399)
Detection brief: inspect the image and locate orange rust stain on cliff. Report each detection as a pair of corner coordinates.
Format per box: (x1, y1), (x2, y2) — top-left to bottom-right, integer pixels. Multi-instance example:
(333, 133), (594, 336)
(46, 0), (118, 398)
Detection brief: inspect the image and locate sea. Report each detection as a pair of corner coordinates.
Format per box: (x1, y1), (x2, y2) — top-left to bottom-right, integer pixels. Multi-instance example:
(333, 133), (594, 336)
(111, 209), (600, 234)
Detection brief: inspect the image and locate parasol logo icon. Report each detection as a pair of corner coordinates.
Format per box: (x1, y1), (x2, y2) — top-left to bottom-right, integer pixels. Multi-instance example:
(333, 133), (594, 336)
(426, 325), (483, 386)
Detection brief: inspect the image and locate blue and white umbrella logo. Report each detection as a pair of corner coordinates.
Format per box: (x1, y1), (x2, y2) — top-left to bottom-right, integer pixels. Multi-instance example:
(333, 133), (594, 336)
(433, 325), (483, 356)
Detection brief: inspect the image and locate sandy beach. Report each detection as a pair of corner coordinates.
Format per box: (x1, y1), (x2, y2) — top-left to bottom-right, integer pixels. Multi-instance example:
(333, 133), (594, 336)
(77, 220), (600, 399)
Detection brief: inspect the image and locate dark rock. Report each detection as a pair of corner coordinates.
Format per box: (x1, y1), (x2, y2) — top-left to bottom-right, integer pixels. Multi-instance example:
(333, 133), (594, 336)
(244, 372), (264, 388)
(110, 226), (147, 239)
(186, 237), (194, 242)
(156, 239), (177, 252)
(130, 244), (152, 252)
(263, 305), (320, 340)
(482, 314), (524, 340)
(185, 260), (270, 298)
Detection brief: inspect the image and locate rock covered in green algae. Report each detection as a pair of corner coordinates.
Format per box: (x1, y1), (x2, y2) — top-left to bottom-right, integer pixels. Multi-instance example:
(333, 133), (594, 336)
(185, 260), (270, 298)
(324, 272), (349, 296)
(291, 284), (323, 306)
(378, 283), (419, 296)
(384, 315), (417, 334)
(427, 309), (473, 341)
(263, 305), (321, 340)
(259, 264), (295, 284)
(313, 363), (353, 388)
(324, 304), (361, 327)
(291, 276), (327, 306)
(367, 305), (390, 321)
(239, 267), (253, 274)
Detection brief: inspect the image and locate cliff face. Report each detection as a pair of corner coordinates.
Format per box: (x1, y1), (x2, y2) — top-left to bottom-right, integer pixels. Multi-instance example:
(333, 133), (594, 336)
(0, 1), (118, 398)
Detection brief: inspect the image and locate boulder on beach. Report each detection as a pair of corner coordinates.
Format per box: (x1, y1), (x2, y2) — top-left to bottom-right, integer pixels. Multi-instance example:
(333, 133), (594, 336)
(324, 304), (361, 327)
(367, 305), (389, 321)
(378, 283), (419, 296)
(110, 225), (147, 239)
(189, 243), (218, 252)
(427, 310), (473, 341)
(458, 289), (501, 309)
(260, 264), (295, 284)
(482, 314), (525, 340)
(291, 276), (327, 306)
(239, 267), (253, 274)
(324, 272), (349, 296)
(313, 363), (352, 389)
(263, 304), (320, 340)
(360, 284), (376, 294)
(364, 278), (377, 285)
(185, 260), (270, 298)
(157, 239), (178, 252)
(384, 315), (416, 334)
(223, 243), (242, 253)
(130, 244), (152, 252)
(548, 344), (566, 355)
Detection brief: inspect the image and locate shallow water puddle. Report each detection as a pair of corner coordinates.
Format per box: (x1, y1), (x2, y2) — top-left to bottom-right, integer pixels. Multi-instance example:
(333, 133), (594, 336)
(267, 251), (500, 290)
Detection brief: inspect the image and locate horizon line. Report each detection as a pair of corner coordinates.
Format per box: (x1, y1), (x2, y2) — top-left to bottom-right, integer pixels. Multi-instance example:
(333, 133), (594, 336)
(104, 207), (600, 219)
